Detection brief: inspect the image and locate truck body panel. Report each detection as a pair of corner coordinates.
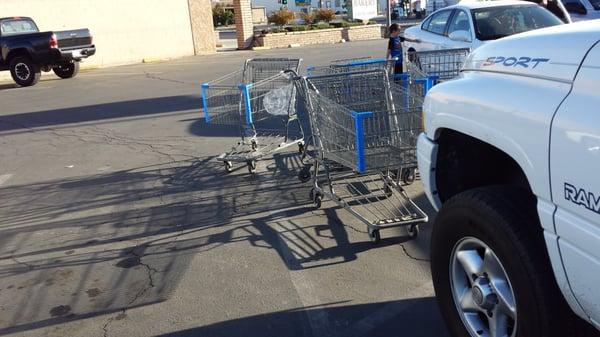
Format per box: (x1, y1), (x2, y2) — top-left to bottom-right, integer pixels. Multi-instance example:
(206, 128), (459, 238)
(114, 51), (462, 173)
(419, 21), (600, 326)
(550, 40), (600, 324)
(424, 71), (571, 202)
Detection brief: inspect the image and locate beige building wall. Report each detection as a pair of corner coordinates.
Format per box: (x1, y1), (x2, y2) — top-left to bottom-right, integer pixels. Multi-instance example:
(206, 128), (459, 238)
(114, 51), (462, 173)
(0, 0), (201, 69)
(252, 7), (267, 24)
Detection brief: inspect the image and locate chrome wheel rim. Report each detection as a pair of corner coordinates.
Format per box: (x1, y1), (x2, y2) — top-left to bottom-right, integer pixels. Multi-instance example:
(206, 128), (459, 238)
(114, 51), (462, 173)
(15, 63), (31, 81)
(450, 237), (517, 337)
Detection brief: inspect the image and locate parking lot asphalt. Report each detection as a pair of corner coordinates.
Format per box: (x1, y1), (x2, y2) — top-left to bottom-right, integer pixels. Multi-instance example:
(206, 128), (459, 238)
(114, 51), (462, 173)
(0, 39), (448, 337)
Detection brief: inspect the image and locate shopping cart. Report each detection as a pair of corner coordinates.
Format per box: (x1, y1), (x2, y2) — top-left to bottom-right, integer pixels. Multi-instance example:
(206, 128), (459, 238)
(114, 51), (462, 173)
(386, 49), (469, 183)
(298, 69), (428, 243)
(405, 48), (470, 82)
(201, 58), (304, 173)
(306, 57), (396, 77)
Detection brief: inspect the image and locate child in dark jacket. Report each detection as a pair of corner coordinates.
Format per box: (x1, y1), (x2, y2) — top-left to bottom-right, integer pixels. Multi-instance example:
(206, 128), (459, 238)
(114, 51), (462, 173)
(386, 23), (421, 74)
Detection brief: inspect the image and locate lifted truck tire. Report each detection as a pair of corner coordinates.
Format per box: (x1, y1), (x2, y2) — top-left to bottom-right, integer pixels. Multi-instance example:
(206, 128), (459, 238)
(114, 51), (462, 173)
(53, 61), (80, 79)
(431, 187), (577, 337)
(9, 56), (41, 87)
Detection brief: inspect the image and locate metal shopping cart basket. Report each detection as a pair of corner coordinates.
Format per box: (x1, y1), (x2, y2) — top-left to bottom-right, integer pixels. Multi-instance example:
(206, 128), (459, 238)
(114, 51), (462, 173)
(306, 57), (396, 77)
(297, 69), (428, 243)
(405, 48), (470, 82)
(201, 58), (304, 173)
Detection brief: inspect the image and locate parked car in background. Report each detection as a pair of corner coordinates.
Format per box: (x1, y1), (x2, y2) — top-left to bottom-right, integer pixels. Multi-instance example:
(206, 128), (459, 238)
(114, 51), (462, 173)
(0, 17), (95, 87)
(403, 1), (565, 53)
(392, 6), (405, 20)
(562, 0), (600, 20)
(418, 20), (600, 337)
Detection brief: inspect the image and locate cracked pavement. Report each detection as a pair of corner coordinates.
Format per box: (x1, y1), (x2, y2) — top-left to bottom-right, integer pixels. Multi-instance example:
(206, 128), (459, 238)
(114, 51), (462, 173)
(0, 40), (448, 337)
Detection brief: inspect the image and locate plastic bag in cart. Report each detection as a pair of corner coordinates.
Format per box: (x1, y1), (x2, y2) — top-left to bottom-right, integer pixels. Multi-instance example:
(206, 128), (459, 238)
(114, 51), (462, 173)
(263, 84), (296, 116)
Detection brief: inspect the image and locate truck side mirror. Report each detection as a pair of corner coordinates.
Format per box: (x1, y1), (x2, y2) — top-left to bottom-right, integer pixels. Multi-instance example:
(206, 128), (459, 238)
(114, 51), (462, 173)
(565, 2), (587, 15)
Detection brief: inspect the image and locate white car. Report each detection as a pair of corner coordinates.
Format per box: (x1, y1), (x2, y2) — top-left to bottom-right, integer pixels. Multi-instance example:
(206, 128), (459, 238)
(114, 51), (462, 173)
(562, 0), (600, 20)
(403, 0), (566, 53)
(417, 21), (600, 337)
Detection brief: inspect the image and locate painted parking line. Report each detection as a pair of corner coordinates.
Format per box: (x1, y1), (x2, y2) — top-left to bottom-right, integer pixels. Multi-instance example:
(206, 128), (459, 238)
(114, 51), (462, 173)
(0, 174), (13, 186)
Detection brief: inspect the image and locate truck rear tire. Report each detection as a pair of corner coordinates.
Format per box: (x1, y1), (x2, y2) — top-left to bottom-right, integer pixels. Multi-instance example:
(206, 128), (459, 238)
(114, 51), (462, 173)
(9, 56), (41, 87)
(53, 61), (80, 79)
(431, 187), (577, 337)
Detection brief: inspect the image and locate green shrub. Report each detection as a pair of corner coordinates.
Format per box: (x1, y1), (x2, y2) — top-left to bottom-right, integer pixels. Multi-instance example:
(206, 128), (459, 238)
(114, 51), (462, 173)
(311, 22), (332, 30)
(212, 4), (234, 26)
(330, 22), (344, 28)
(268, 27), (286, 33)
(314, 8), (336, 22)
(286, 25), (309, 32)
(268, 9), (295, 27)
(331, 20), (362, 28)
(299, 11), (316, 24)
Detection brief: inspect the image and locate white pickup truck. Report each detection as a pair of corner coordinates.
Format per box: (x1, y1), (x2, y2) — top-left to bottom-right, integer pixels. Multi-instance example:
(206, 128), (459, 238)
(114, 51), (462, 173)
(417, 21), (600, 337)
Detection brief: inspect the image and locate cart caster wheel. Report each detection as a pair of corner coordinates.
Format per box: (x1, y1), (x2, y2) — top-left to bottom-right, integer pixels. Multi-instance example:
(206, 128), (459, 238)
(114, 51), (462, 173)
(247, 161), (256, 174)
(408, 224), (419, 239)
(314, 195), (322, 209)
(251, 141), (258, 151)
(301, 148), (309, 163)
(384, 184), (393, 197)
(369, 229), (381, 244)
(298, 142), (305, 154)
(224, 161), (233, 173)
(402, 168), (416, 185)
(298, 167), (311, 183)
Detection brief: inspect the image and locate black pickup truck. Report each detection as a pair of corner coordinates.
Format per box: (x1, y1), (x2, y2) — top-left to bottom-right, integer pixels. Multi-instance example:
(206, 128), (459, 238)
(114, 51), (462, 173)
(0, 17), (96, 87)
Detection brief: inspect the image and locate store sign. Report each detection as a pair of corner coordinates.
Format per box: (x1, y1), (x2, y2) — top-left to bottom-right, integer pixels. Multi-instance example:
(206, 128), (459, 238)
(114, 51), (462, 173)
(348, 0), (377, 20)
(295, 0), (311, 6)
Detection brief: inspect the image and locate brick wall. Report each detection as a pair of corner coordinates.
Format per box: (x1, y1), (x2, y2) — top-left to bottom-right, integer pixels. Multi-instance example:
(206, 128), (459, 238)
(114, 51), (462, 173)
(256, 24), (382, 49)
(234, 0), (254, 49)
(344, 25), (383, 42)
(188, 0), (217, 55)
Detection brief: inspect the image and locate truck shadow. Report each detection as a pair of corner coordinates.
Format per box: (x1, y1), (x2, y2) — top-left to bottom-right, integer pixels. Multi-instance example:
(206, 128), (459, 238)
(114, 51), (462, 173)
(158, 297), (449, 337)
(0, 83), (16, 90)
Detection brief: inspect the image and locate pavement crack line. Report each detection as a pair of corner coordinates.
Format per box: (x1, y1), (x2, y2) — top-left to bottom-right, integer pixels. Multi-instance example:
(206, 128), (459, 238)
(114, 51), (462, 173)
(128, 248), (159, 305)
(102, 318), (112, 337)
(399, 243), (430, 262)
(144, 72), (197, 86)
(102, 243), (162, 337)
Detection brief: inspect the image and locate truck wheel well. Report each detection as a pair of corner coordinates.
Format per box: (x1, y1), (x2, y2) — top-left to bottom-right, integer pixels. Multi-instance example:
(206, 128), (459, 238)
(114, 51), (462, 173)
(435, 129), (532, 203)
(6, 49), (31, 62)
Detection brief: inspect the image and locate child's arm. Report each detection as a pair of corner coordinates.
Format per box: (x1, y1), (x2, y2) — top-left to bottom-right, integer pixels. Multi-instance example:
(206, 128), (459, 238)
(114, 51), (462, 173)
(402, 36), (422, 43)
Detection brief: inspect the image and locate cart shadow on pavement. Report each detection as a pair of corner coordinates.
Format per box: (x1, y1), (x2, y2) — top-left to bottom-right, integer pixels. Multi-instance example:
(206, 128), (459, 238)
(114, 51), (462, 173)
(0, 151), (432, 335)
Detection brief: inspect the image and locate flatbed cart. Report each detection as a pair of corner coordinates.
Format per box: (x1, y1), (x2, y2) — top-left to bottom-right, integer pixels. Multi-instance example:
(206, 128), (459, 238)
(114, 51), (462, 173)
(201, 58), (304, 173)
(297, 69), (428, 243)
